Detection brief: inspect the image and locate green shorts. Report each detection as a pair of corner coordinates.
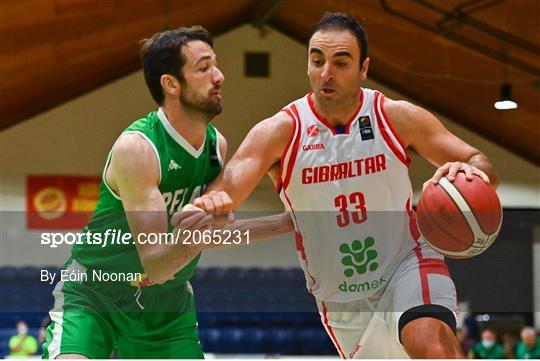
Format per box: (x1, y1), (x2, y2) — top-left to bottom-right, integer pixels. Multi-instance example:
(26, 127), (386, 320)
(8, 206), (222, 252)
(42, 260), (203, 359)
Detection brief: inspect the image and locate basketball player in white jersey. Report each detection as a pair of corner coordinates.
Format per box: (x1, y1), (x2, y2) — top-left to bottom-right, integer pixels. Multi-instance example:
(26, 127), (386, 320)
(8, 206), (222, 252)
(179, 12), (499, 358)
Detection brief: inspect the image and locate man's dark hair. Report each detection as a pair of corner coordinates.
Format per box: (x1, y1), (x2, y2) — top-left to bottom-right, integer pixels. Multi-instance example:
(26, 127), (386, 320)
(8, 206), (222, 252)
(140, 26), (213, 104)
(311, 12), (368, 65)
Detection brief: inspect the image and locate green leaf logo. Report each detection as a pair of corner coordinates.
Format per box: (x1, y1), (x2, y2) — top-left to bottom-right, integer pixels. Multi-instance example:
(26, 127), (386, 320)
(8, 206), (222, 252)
(339, 236), (378, 277)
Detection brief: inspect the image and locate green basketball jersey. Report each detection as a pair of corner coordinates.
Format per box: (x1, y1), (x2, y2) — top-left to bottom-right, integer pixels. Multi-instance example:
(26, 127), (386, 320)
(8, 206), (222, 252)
(71, 108), (222, 288)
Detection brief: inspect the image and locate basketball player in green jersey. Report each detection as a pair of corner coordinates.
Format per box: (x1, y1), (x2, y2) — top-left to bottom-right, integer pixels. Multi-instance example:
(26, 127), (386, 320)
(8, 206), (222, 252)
(42, 26), (291, 359)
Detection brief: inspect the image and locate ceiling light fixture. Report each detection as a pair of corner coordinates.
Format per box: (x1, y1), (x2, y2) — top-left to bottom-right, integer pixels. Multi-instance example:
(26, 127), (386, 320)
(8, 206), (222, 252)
(494, 83), (518, 110)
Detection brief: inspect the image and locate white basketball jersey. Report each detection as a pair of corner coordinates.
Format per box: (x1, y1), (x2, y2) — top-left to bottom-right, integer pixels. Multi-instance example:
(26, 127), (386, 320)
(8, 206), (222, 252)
(278, 88), (421, 302)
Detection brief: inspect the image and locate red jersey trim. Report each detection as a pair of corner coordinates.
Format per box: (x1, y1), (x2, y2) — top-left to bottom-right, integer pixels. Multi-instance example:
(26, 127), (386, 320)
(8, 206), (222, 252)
(281, 105), (302, 191)
(278, 103), (316, 290)
(282, 188), (317, 289)
(406, 198), (430, 304)
(322, 301), (347, 359)
(406, 199), (451, 304)
(379, 93), (410, 158)
(294, 231), (308, 262)
(420, 258), (450, 278)
(307, 90), (364, 135)
(374, 92), (411, 167)
(276, 108), (297, 193)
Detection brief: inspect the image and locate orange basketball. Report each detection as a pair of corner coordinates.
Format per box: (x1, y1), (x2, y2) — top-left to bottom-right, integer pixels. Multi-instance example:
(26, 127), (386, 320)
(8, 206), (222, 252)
(416, 172), (502, 258)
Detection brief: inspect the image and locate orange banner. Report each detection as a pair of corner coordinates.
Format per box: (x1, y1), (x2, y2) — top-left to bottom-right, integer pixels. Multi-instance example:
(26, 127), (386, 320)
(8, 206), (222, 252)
(27, 175), (101, 230)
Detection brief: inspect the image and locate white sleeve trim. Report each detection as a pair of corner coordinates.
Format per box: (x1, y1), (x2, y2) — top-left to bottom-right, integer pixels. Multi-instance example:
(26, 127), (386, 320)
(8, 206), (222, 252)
(102, 131), (162, 201)
(157, 107), (205, 158)
(214, 127), (224, 168)
(102, 148), (122, 200)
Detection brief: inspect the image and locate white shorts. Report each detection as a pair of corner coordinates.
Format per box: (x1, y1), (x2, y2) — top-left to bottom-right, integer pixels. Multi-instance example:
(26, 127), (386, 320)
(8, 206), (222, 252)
(316, 241), (457, 359)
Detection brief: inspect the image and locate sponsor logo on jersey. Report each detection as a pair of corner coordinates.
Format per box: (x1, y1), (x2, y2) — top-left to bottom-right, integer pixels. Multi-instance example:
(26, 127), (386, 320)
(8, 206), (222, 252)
(340, 236), (378, 277)
(302, 143), (325, 151)
(301, 153), (386, 184)
(338, 276), (387, 293)
(168, 159), (181, 171)
(307, 124), (319, 137)
(338, 237), (386, 293)
(358, 116), (374, 140)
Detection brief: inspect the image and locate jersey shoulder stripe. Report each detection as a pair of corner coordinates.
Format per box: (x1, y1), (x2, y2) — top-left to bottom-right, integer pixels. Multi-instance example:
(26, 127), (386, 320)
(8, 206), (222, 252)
(373, 91), (410, 166)
(279, 103), (302, 192)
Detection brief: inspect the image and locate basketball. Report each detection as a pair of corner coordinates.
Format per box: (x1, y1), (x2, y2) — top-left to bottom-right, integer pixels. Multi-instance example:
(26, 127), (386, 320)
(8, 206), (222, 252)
(417, 172), (503, 259)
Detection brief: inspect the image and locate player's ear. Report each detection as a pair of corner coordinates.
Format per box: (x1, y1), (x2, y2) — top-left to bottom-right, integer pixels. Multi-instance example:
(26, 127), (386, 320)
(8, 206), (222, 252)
(160, 74), (180, 98)
(360, 57), (370, 81)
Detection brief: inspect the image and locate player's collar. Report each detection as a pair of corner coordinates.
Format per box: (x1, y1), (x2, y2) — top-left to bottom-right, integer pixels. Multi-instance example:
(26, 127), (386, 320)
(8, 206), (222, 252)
(157, 107), (206, 158)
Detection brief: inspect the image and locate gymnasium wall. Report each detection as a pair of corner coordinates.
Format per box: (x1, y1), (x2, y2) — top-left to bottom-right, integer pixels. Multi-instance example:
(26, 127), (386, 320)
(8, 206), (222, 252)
(1, 24), (538, 269)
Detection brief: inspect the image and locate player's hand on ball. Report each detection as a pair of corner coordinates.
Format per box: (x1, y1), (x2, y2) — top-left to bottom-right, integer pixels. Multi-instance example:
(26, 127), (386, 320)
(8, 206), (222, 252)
(171, 204), (213, 231)
(423, 162), (490, 192)
(193, 190), (235, 225)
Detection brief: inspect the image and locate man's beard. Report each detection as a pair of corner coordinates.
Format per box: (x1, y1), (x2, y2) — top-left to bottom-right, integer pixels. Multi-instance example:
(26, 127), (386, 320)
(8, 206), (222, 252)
(180, 82), (222, 122)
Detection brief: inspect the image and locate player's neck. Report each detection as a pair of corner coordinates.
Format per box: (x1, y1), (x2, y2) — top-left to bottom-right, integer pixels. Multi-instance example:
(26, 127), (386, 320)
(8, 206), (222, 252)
(311, 93), (360, 127)
(161, 103), (207, 150)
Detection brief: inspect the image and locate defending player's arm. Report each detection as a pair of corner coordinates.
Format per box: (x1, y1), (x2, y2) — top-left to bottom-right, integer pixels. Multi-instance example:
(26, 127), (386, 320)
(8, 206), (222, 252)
(108, 134), (210, 284)
(384, 98), (499, 189)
